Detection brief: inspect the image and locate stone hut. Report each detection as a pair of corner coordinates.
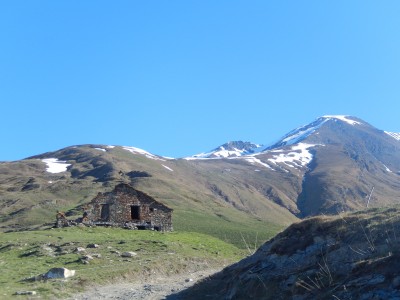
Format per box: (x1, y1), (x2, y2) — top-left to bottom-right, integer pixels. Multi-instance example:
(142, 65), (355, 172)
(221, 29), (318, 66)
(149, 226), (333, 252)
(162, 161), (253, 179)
(83, 183), (173, 231)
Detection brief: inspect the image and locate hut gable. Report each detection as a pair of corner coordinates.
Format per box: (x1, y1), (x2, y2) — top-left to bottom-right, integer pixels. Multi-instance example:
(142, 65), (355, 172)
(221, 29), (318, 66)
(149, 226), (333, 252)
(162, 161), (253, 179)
(84, 183), (173, 231)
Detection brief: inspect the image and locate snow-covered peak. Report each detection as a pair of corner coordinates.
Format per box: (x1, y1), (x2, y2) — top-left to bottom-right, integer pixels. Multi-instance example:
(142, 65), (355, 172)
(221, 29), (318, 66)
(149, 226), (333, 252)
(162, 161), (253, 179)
(265, 115), (364, 149)
(385, 131), (400, 141)
(321, 115), (362, 126)
(186, 141), (263, 159)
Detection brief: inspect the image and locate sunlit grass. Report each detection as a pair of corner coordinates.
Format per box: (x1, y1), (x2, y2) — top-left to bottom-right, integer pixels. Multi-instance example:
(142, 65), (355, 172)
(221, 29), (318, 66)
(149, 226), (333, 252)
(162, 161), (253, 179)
(0, 226), (244, 299)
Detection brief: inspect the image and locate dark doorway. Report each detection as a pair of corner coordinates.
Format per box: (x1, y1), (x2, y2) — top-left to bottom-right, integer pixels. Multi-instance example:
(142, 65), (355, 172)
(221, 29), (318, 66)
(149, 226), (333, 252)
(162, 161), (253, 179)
(100, 204), (110, 220)
(131, 205), (141, 220)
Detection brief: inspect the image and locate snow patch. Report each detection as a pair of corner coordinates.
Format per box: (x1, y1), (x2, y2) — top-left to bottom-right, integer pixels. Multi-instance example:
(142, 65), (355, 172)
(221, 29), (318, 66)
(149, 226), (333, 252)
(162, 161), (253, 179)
(162, 165), (174, 172)
(123, 146), (166, 161)
(243, 157), (275, 170)
(280, 119), (328, 146)
(385, 131), (400, 141)
(267, 143), (318, 169)
(383, 164), (392, 173)
(192, 147), (247, 158)
(322, 115), (361, 126)
(183, 156), (203, 161)
(184, 156), (221, 161)
(94, 148), (106, 152)
(42, 158), (71, 174)
(107, 145), (115, 149)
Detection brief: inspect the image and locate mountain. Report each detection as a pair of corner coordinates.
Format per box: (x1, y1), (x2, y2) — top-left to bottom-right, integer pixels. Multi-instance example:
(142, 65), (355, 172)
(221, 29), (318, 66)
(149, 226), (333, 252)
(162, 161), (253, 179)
(177, 206), (400, 299)
(1, 115), (400, 240)
(269, 115), (400, 216)
(265, 115), (364, 149)
(188, 141), (263, 159)
(186, 115), (400, 216)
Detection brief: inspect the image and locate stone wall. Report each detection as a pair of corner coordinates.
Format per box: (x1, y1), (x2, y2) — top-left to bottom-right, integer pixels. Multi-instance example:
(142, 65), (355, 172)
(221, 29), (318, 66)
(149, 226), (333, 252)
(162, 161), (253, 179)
(84, 183), (173, 231)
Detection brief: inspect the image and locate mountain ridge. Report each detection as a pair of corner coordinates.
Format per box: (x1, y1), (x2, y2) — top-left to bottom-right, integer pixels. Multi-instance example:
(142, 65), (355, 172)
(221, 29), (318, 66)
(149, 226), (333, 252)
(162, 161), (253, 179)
(1, 114), (400, 235)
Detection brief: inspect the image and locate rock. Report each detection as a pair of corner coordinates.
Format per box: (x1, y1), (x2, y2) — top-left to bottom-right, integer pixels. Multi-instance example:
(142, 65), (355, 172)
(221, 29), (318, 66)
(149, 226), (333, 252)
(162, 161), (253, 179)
(368, 275), (386, 285)
(393, 276), (400, 288)
(87, 243), (99, 248)
(44, 268), (75, 279)
(313, 236), (324, 244)
(82, 255), (94, 261)
(121, 251), (137, 258)
(280, 274), (297, 290)
(92, 253), (102, 258)
(185, 278), (194, 283)
(143, 285), (152, 291)
(74, 247), (86, 253)
(42, 246), (53, 252)
(14, 291), (37, 295)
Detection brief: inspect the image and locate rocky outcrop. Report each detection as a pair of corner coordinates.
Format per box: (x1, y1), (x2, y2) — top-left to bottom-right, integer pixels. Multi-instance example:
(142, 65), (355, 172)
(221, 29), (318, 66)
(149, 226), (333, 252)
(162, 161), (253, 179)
(178, 207), (400, 299)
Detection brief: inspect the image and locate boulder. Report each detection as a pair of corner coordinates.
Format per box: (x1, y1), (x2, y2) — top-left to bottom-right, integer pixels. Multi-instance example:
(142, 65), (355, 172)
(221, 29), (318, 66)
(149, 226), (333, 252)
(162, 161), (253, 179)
(14, 291), (36, 295)
(44, 268), (75, 279)
(121, 251), (137, 258)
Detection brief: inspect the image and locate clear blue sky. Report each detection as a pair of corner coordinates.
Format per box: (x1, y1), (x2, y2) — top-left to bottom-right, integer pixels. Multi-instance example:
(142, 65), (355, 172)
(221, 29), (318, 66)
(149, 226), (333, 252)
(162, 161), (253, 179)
(1, 1), (400, 160)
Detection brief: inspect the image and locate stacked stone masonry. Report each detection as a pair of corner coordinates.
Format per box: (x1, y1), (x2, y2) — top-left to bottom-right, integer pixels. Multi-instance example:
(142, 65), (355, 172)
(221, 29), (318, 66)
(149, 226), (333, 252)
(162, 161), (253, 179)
(57, 183), (173, 231)
(85, 183), (173, 231)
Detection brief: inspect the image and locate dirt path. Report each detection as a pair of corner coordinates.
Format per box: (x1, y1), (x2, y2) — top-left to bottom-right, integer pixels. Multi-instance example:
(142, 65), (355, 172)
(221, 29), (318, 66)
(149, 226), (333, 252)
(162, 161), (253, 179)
(69, 268), (221, 300)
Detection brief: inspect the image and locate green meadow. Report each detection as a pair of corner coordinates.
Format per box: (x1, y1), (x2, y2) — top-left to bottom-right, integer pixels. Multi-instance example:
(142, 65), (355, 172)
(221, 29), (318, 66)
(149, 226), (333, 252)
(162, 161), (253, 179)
(0, 222), (279, 299)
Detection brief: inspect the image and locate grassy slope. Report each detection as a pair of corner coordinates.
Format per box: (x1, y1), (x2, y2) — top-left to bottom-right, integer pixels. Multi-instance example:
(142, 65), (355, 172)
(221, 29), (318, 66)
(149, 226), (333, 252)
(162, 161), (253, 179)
(0, 227), (244, 299)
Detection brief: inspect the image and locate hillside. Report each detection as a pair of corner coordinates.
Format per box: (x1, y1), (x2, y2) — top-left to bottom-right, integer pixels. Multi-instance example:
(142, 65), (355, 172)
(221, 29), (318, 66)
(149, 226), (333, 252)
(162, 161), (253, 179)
(1, 115), (400, 245)
(0, 144), (296, 248)
(178, 206), (400, 299)
(0, 227), (244, 299)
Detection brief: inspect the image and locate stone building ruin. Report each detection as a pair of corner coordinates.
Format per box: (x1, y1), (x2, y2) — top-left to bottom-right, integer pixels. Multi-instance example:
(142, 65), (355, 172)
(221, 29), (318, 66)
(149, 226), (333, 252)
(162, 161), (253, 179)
(56, 183), (173, 231)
